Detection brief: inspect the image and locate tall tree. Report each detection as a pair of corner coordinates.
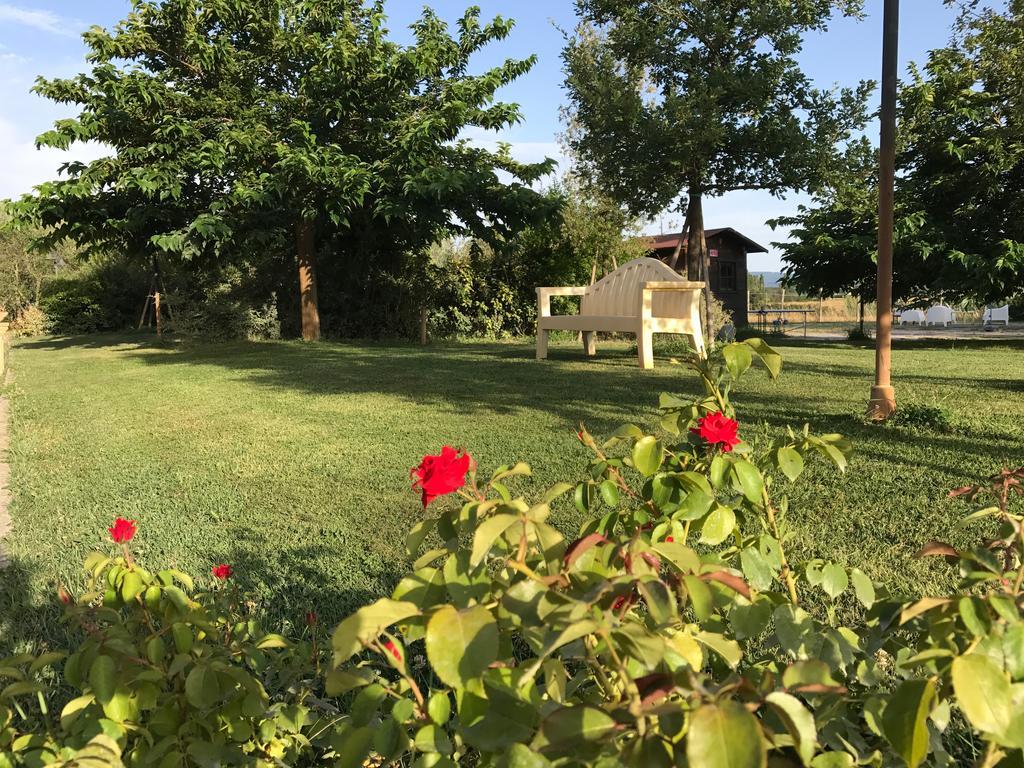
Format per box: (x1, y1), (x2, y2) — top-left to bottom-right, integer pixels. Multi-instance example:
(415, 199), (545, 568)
(22, 0), (551, 339)
(562, 0), (872, 324)
(776, 1), (1024, 308)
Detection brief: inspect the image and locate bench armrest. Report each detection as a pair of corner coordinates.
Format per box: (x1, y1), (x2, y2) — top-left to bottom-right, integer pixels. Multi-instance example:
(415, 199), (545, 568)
(640, 281), (705, 323)
(536, 286), (587, 318)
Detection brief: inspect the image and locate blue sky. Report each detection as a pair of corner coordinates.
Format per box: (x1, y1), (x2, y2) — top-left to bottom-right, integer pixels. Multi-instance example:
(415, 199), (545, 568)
(0, 1), (961, 270)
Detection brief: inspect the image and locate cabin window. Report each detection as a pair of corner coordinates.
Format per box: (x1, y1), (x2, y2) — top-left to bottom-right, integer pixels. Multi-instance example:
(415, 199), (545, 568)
(719, 261), (737, 292)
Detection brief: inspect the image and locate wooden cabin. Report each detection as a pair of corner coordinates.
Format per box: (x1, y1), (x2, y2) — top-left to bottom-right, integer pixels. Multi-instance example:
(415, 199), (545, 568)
(644, 228), (768, 327)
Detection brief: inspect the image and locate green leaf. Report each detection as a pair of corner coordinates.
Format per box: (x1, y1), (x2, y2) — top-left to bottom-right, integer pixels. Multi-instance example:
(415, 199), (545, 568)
(59, 694), (94, 730)
(686, 700), (767, 768)
(631, 436), (663, 477)
(428, 691), (451, 725)
(184, 665), (220, 710)
(722, 343), (752, 379)
(820, 563), (848, 600)
(332, 599), (421, 664)
(951, 654), (1012, 738)
(499, 743), (552, 768)
(849, 568), (875, 607)
(425, 605), (498, 689)
(470, 513), (520, 567)
(743, 338), (782, 378)
(406, 518), (436, 559)
(739, 547), (774, 591)
(766, 692), (817, 766)
(776, 447), (804, 482)
(599, 480), (620, 507)
(732, 460), (764, 505)
(881, 679), (935, 768)
(699, 505), (736, 546)
(88, 655), (116, 705)
(537, 706), (616, 754)
(683, 575), (713, 622)
(695, 631), (742, 668)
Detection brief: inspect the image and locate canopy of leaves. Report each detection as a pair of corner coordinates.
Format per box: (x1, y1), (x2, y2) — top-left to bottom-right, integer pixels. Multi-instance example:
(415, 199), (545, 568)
(776, 1), (1024, 306)
(20, 0), (554, 284)
(562, 0), (872, 216)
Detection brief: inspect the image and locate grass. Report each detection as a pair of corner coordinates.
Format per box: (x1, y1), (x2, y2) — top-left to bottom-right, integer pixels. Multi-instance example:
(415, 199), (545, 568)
(2, 333), (1022, 650)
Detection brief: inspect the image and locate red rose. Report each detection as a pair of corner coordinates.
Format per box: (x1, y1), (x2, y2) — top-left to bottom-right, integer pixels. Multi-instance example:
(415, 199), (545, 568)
(690, 412), (740, 452)
(411, 446), (471, 507)
(109, 518), (137, 543)
(211, 564), (233, 580)
(665, 536), (674, 543)
(305, 611), (318, 626)
(382, 638), (402, 662)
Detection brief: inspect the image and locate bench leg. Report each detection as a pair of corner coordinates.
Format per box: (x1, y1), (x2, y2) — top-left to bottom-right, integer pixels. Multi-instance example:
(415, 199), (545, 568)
(691, 330), (706, 358)
(536, 328), (549, 360)
(582, 331), (596, 357)
(637, 328), (653, 370)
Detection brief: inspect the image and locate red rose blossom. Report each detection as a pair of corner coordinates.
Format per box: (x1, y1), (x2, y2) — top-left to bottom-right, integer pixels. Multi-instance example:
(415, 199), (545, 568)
(411, 446), (471, 507)
(305, 611), (318, 626)
(690, 412), (740, 452)
(108, 518), (137, 543)
(382, 638), (402, 662)
(211, 564), (233, 580)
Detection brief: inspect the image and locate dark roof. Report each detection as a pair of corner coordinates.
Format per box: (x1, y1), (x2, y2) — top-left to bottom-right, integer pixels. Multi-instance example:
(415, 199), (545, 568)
(645, 228), (769, 254)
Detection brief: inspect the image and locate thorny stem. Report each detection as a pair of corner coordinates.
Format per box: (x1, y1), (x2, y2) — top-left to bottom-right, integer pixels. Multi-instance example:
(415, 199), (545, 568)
(762, 488), (799, 605)
(598, 629), (647, 736)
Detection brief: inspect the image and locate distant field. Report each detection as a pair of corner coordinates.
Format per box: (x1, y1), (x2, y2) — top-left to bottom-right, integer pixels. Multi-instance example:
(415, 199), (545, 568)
(2, 333), (1022, 650)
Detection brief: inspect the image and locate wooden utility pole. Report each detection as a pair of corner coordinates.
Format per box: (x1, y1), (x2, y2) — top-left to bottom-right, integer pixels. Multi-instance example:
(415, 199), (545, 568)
(868, 0), (899, 420)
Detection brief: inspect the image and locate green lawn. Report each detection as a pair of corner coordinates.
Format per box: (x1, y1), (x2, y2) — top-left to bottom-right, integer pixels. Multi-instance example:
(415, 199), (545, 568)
(2, 333), (1022, 650)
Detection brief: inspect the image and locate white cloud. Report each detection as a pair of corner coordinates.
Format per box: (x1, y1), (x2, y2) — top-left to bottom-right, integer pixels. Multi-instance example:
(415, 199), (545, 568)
(0, 4), (75, 37)
(0, 116), (107, 201)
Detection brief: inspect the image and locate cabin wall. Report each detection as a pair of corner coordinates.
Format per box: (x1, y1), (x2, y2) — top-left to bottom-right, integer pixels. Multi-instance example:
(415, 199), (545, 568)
(706, 235), (748, 327)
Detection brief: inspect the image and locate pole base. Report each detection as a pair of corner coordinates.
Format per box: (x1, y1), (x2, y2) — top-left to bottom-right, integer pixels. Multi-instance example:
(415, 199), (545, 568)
(867, 385), (897, 421)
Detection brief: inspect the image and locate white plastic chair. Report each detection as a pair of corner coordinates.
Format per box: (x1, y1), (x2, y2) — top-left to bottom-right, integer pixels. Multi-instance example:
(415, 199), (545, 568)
(898, 309), (925, 325)
(983, 305), (1010, 325)
(925, 305), (956, 326)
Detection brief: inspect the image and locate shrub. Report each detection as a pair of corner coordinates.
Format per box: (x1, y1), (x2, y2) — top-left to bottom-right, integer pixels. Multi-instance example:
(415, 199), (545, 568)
(1, 341), (1022, 767)
(9, 305), (49, 337)
(889, 402), (956, 434)
(846, 325), (872, 342)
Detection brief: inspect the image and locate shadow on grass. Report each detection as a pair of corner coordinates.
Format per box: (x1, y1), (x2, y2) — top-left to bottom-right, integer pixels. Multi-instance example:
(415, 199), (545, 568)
(0, 556), (66, 655)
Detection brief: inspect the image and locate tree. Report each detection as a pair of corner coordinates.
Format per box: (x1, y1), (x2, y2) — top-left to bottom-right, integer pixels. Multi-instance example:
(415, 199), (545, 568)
(776, 2), (1024, 309)
(0, 203), (75, 319)
(562, 0), (872, 321)
(22, 0), (552, 339)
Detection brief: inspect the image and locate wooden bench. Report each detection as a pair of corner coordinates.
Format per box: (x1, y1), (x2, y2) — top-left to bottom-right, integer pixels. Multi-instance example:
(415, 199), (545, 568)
(536, 258), (705, 369)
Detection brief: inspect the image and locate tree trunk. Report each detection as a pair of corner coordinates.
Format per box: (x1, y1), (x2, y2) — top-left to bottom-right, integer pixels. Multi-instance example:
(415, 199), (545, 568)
(297, 217), (321, 341)
(682, 189), (713, 344)
(859, 296), (865, 334)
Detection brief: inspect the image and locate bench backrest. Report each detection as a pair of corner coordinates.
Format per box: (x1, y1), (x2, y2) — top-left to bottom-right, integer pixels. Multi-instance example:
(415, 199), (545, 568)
(582, 258), (696, 317)
(926, 305), (954, 323)
(984, 305), (1009, 321)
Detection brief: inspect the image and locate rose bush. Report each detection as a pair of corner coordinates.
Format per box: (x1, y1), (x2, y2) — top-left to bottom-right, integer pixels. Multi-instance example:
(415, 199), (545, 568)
(0, 339), (1022, 767)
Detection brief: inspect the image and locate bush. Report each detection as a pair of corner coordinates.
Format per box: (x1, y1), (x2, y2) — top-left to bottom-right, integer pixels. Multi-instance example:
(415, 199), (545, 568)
(38, 259), (149, 335)
(2, 341), (1022, 766)
(9, 305), (48, 337)
(846, 325), (872, 342)
(890, 402), (956, 433)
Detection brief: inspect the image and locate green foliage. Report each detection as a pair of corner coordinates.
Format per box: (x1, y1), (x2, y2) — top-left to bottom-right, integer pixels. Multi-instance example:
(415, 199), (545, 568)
(563, 0), (872, 277)
(0, 204), (77, 323)
(37, 259), (148, 335)
(888, 403), (956, 435)
(775, 2), (1024, 305)
(4, 341), (1023, 766)
(20, 0), (554, 337)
